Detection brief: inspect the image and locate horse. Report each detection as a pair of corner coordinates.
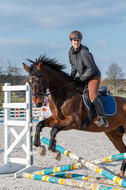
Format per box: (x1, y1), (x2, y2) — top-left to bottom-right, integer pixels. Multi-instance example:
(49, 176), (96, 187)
(23, 55), (126, 177)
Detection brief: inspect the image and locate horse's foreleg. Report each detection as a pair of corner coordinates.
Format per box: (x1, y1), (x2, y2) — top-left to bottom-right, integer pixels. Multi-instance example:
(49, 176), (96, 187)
(48, 124), (61, 161)
(48, 124), (60, 152)
(48, 116), (76, 152)
(34, 115), (58, 147)
(34, 119), (47, 147)
(48, 116), (77, 161)
(33, 119), (48, 157)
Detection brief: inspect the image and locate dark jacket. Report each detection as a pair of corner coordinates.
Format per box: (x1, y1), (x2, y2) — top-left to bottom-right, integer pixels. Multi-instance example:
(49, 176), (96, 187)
(68, 44), (101, 83)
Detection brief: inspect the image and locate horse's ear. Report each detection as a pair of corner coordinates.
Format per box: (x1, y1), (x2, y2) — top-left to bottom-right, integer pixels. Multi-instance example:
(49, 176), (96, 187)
(37, 62), (43, 71)
(23, 63), (29, 73)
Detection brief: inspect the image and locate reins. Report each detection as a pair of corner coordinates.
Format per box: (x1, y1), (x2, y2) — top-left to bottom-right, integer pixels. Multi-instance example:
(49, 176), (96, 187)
(29, 74), (79, 97)
(49, 81), (77, 94)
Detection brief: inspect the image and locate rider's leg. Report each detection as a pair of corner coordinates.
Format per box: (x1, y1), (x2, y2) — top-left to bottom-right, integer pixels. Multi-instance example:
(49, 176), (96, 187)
(88, 76), (109, 127)
(93, 96), (109, 127)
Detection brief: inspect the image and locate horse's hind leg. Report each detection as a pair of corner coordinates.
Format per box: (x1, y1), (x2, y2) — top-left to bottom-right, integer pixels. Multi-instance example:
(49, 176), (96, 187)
(105, 126), (126, 177)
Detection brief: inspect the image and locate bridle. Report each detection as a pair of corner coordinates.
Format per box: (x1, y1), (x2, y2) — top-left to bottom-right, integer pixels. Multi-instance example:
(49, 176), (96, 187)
(28, 73), (48, 97)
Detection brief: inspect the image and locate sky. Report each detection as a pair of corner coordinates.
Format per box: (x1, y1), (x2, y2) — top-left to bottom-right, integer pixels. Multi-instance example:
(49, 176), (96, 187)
(0, 0), (126, 79)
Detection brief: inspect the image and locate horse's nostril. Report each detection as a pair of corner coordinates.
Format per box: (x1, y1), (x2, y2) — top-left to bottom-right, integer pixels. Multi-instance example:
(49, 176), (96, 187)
(37, 102), (42, 107)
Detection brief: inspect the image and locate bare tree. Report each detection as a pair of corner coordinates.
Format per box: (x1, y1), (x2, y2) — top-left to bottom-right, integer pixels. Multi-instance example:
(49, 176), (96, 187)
(106, 63), (125, 94)
(0, 58), (26, 107)
(0, 59), (22, 85)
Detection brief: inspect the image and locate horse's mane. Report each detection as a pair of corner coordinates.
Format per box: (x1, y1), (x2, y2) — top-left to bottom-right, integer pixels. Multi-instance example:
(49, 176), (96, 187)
(26, 55), (83, 94)
(27, 55), (73, 81)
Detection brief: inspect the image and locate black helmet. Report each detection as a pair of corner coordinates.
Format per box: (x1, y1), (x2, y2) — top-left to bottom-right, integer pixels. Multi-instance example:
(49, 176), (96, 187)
(69, 30), (82, 41)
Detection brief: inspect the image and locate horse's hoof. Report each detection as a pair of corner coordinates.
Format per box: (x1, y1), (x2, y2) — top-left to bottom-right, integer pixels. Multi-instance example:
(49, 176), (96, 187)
(116, 170), (124, 178)
(37, 145), (46, 156)
(50, 150), (61, 161)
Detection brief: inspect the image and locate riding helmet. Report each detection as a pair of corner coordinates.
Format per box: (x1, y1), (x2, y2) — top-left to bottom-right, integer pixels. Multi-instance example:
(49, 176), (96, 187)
(69, 30), (82, 41)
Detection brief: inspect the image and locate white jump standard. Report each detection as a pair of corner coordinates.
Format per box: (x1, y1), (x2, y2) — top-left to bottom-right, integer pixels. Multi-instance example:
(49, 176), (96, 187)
(0, 83), (42, 174)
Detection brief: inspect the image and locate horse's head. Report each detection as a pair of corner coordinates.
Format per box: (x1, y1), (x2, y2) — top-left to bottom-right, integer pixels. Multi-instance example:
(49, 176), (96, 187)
(23, 61), (48, 107)
(23, 55), (79, 107)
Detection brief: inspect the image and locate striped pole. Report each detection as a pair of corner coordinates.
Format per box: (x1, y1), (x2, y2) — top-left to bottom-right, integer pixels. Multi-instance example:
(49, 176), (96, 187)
(0, 108), (25, 111)
(10, 108), (25, 111)
(10, 115), (26, 118)
(40, 136), (126, 188)
(51, 172), (116, 186)
(91, 153), (126, 165)
(10, 111), (26, 114)
(34, 162), (82, 175)
(22, 172), (124, 190)
(34, 161), (116, 186)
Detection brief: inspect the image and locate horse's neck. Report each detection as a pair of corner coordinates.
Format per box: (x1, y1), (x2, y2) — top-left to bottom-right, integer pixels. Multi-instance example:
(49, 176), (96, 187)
(43, 66), (75, 103)
(46, 68), (69, 92)
(49, 78), (68, 102)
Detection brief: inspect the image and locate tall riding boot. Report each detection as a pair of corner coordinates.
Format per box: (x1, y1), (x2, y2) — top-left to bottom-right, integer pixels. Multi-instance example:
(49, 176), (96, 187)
(93, 97), (109, 127)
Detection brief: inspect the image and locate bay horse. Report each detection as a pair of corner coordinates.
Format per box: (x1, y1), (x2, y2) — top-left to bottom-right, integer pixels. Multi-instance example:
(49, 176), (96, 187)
(23, 55), (126, 177)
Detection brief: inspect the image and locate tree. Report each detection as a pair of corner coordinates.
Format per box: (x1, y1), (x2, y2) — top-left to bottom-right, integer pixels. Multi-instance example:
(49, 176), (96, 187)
(105, 63), (125, 94)
(0, 59), (22, 85)
(0, 58), (27, 107)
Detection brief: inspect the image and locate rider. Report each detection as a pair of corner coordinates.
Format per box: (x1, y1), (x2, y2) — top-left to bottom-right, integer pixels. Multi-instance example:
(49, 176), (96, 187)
(68, 30), (109, 127)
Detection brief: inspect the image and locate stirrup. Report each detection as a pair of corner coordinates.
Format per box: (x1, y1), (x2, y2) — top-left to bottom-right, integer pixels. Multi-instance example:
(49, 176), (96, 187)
(95, 117), (109, 127)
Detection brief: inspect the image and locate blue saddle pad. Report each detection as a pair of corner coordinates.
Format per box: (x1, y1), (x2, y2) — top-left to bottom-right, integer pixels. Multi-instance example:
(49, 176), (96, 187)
(84, 95), (117, 116)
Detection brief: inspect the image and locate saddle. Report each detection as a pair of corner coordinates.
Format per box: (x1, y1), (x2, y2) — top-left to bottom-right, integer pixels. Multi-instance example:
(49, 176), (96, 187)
(83, 85), (116, 116)
(80, 86), (116, 130)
